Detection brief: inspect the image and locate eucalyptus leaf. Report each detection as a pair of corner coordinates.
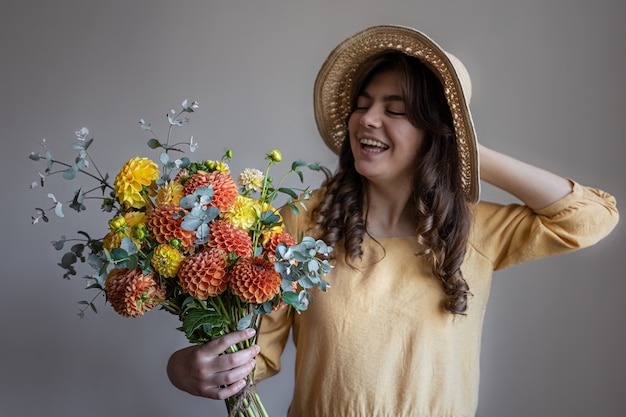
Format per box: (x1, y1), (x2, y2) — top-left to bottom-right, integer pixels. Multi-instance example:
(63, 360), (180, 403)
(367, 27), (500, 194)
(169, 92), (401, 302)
(87, 253), (102, 270)
(147, 138), (161, 149)
(60, 252), (77, 268)
(237, 313), (253, 331)
(126, 254), (138, 270)
(51, 236), (67, 250)
(120, 236), (137, 255)
(63, 166), (78, 180)
(181, 215), (203, 232)
(110, 247), (129, 262)
(54, 202), (64, 218)
(195, 223), (210, 240)
(282, 291), (300, 305)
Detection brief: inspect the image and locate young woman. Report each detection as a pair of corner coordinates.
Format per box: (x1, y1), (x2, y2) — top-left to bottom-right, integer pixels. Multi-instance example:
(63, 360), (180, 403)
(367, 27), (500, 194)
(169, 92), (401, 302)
(166, 25), (618, 416)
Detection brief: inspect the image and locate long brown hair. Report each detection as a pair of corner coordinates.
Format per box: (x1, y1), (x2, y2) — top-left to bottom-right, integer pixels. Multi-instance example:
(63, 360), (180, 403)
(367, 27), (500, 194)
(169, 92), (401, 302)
(312, 52), (472, 314)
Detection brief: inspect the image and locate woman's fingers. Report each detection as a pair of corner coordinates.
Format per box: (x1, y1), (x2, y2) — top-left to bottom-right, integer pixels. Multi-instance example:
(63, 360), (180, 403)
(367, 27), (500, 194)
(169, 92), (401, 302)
(167, 328), (261, 399)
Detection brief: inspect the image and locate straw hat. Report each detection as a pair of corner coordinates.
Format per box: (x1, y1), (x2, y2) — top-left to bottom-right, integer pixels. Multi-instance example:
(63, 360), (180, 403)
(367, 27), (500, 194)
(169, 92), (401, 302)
(314, 25), (480, 203)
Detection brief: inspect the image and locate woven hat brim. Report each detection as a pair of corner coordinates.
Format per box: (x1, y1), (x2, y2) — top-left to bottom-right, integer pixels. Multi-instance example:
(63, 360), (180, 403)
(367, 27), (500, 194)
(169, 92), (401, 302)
(314, 25), (480, 203)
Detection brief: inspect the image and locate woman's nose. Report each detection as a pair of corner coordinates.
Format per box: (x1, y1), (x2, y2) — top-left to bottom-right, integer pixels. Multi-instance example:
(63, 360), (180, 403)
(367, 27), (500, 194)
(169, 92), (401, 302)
(360, 106), (382, 128)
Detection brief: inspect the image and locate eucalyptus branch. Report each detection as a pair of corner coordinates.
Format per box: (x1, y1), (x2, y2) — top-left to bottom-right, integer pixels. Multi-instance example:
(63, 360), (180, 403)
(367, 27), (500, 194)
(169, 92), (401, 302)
(43, 158), (113, 188)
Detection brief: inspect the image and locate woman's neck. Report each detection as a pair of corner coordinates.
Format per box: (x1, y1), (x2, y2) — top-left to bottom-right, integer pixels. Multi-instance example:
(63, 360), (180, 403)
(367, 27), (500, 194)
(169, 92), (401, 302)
(364, 182), (417, 238)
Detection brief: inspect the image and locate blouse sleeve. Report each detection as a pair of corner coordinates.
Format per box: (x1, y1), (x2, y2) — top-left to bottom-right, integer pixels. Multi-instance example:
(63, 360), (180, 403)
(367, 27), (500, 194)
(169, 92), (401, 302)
(470, 181), (619, 270)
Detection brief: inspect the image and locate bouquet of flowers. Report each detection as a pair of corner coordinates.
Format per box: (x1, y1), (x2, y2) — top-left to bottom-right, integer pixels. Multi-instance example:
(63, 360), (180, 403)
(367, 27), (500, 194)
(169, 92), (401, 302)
(29, 100), (332, 417)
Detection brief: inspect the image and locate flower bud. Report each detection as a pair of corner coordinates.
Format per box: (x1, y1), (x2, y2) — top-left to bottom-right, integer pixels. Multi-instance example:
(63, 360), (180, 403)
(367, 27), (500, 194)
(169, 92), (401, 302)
(169, 238), (182, 250)
(109, 216), (127, 232)
(268, 149), (282, 163)
(205, 160), (217, 171)
(133, 224), (148, 241)
(225, 149), (234, 159)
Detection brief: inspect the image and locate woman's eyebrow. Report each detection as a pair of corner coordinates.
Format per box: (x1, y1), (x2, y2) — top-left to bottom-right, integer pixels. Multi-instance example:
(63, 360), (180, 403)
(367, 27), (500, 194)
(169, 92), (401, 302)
(359, 91), (404, 102)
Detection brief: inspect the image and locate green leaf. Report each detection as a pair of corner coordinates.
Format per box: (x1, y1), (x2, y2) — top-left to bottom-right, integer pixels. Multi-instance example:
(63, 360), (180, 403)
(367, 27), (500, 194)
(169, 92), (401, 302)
(291, 160), (307, 170)
(51, 236), (67, 250)
(110, 247), (129, 262)
(126, 254), (138, 270)
(260, 210), (280, 226)
(282, 291), (299, 305)
(278, 187), (298, 200)
(54, 201), (64, 218)
(288, 203), (300, 216)
(60, 252), (77, 268)
(147, 138), (161, 149)
(237, 313), (253, 330)
(63, 166), (78, 180)
(182, 308), (225, 340)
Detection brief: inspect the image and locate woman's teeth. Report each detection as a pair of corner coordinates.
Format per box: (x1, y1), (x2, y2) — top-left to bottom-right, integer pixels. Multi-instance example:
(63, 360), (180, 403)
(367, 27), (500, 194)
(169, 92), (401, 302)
(360, 138), (388, 151)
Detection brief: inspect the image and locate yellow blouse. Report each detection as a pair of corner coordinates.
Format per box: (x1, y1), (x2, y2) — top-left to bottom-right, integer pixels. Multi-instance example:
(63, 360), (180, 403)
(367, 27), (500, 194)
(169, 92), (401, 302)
(255, 182), (618, 417)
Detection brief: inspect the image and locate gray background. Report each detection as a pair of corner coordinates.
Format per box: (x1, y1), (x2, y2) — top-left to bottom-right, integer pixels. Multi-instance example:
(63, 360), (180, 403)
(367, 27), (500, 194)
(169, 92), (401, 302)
(1, 1), (624, 416)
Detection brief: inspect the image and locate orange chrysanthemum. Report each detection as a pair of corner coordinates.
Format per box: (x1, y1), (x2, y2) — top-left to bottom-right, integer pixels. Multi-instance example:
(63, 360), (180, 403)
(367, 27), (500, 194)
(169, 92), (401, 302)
(146, 204), (195, 252)
(230, 256), (281, 304)
(182, 171), (238, 212)
(114, 157), (160, 209)
(178, 247), (230, 299)
(207, 220), (253, 258)
(263, 230), (298, 256)
(105, 268), (165, 318)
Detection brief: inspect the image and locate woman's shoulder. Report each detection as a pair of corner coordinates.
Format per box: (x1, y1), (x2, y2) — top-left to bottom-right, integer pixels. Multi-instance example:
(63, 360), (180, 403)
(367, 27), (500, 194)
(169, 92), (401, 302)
(279, 187), (326, 238)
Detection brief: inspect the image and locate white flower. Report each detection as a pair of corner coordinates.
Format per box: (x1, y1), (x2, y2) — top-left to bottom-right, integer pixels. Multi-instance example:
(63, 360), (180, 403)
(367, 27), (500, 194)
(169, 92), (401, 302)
(238, 168), (264, 193)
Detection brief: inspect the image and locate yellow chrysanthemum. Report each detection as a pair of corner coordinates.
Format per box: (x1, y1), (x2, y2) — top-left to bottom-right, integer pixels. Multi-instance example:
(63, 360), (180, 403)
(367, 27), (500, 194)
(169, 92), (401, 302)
(151, 243), (184, 278)
(238, 168), (264, 193)
(125, 211), (147, 228)
(155, 181), (184, 207)
(114, 157), (160, 209)
(214, 161), (230, 173)
(102, 212), (147, 251)
(222, 195), (259, 230)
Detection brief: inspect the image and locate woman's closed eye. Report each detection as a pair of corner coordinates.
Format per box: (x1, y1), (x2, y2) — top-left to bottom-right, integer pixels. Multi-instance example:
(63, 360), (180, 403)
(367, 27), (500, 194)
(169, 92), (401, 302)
(386, 108), (406, 116)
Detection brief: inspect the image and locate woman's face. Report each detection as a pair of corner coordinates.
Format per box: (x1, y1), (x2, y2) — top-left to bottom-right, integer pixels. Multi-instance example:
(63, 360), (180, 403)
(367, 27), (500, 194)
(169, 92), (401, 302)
(348, 70), (425, 187)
